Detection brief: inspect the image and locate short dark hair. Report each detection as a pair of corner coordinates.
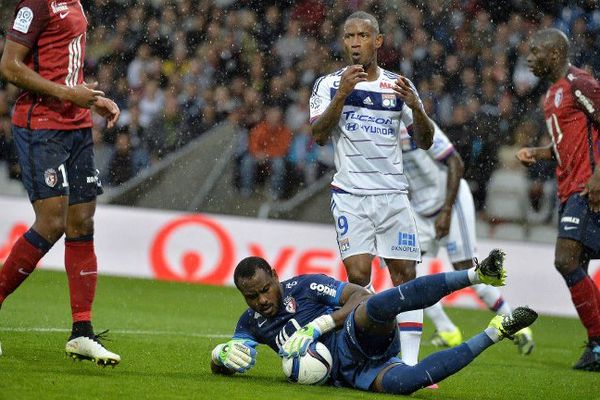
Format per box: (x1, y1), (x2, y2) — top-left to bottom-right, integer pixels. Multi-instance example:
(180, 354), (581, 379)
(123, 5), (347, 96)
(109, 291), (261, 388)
(345, 11), (380, 34)
(233, 256), (273, 288)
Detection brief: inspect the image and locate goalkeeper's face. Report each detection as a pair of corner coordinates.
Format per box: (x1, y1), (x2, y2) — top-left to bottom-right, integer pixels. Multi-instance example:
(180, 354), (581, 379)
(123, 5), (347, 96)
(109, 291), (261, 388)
(238, 269), (282, 318)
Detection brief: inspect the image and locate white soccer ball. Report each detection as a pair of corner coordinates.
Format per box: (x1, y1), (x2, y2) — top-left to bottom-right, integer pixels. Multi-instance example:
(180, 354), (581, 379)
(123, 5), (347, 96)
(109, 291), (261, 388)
(281, 342), (333, 385)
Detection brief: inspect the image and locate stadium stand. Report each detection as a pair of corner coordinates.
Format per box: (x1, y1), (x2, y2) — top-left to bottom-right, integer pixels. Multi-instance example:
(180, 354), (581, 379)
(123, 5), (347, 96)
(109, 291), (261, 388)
(1, 0), (600, 237)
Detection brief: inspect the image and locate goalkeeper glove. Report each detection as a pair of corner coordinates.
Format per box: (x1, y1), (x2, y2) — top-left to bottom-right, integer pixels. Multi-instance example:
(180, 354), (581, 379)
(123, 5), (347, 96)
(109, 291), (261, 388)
(280, 314), (335, 358)
(211, 339), (257, 373)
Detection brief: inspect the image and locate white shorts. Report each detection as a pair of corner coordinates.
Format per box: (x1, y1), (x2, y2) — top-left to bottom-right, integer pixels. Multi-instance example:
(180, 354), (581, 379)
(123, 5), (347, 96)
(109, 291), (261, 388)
(414, 180), (477, 263)
(331, 192), (421, 261)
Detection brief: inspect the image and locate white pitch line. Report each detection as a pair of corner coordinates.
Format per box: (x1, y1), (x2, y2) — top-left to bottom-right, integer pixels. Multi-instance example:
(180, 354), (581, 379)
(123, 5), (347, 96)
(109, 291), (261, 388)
(0, 327), (230, 339)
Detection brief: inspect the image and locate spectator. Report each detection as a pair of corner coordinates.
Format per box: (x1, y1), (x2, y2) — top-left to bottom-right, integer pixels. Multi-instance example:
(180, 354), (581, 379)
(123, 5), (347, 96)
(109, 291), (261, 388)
(241, 106), (292, 200)
(107, 131), (134, 187)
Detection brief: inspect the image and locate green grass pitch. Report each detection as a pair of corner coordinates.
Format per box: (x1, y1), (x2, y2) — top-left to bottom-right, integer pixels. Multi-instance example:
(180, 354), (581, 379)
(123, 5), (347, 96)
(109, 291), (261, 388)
(0, 269), (597, 399)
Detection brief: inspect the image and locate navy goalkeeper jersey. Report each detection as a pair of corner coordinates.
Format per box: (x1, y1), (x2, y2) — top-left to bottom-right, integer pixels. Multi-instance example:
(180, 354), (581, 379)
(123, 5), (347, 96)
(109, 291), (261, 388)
(232, 274), (347, 353)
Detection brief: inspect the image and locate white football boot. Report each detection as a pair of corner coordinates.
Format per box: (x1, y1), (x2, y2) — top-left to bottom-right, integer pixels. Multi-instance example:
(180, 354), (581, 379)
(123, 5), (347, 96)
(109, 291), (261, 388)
(65, 334), (120, 367)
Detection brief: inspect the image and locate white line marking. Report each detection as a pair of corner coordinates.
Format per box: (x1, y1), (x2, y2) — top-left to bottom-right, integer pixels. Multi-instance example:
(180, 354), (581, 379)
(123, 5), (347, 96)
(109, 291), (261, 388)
(0, 327), (230, 339)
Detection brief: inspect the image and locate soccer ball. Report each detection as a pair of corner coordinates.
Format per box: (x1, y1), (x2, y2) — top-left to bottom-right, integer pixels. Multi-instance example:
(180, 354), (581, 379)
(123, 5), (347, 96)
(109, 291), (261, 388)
(281, 342), (332, 385)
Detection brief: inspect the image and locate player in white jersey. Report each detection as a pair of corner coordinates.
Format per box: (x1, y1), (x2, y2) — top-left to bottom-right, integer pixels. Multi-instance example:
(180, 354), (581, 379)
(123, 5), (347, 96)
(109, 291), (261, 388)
(309, 11), (434, 367)
(400, 121), (535, 355)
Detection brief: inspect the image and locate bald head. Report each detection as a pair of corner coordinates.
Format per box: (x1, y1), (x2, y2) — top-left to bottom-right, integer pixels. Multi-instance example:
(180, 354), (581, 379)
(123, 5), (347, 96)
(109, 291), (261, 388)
(527, 28), (570, 80)
(531, 28), (570, 60)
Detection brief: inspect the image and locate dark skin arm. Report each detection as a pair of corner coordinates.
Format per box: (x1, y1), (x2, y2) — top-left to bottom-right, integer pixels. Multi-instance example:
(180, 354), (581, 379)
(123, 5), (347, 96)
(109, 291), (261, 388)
(435, 152), (464, 239)
(311, 65), (368, 145)
(393, 76), (434, 149)
(0, 39), (104, 109)
(1, 39), (120, 128)
(329, 282), (372, 328)
(578, 102), (600, 212)
(515, 143), (555, 165)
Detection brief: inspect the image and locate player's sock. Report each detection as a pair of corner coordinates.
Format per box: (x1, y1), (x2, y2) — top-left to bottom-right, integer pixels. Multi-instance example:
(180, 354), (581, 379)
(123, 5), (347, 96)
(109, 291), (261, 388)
(472, 284), (512, 315)
(564, 268), (600, 338)
(381, 339), (488, 395)
(0, 229), (52, 303)
(70, 320), (94, 339)
(366, 271), (470, 323)
(397, 309), (423, 365)
(425, 301), (458, 333)
(65, 236), (97, 323)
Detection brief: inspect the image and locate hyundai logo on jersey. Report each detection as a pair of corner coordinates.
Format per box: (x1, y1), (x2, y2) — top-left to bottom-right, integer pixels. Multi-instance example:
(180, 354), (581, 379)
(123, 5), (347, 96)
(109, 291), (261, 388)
(346, 123), (358, 131)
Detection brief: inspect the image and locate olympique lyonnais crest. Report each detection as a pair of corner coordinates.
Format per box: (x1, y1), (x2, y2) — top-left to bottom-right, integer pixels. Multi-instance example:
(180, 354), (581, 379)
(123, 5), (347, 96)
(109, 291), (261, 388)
(44, 168), (57, 187)
(283, 295), (296, 314)
(382, 93), (396, 108)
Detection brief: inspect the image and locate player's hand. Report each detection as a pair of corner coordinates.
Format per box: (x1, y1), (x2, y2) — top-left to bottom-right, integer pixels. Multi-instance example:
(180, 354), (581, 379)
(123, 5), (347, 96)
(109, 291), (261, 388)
(211, 339), (257, 373)
(337, 65), (368, 97)
(393, 76), (423, 110)
(280, 323), (322, 358)
(516, 148), (536, 167)
(92, 96), (120, 129)
(67, 82), (105, 108)
(434, 208), (452, 239)
(581, 172), (600, 213)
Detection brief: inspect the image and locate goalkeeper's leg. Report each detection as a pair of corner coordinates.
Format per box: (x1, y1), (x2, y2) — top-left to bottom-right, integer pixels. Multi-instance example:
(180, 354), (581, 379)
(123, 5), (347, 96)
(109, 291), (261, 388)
(376, 334), (492, 394)
(360, 250), (505, 326)
(373, 307), (538, 394)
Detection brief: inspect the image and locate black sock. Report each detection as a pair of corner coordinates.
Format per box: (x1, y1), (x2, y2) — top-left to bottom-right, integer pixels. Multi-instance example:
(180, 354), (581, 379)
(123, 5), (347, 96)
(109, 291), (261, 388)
(71, 321), (94, 339)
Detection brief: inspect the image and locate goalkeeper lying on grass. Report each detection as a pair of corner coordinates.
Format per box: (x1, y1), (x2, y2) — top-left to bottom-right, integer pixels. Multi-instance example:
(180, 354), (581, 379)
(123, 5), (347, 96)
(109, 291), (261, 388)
(211, 250), (537, 394)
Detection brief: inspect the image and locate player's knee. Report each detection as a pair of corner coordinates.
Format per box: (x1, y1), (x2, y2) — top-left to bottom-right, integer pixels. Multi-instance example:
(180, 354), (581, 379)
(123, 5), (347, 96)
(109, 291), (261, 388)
(554, 256), (578, 276)
(34, 214), (67, 241)
(346, 269), (370, 287)
(390, 269), (415, 286)
(66, 216), (95, 238)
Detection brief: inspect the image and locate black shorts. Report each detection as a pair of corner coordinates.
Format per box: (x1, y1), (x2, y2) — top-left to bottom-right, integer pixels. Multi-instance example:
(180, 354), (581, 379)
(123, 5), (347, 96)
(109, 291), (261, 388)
(558, 193), (600, 258)
(12, 126), (103, 205)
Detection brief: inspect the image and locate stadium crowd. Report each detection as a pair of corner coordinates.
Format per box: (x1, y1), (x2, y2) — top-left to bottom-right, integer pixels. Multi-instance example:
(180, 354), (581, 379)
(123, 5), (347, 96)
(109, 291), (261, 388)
(1, 0), (599, 209)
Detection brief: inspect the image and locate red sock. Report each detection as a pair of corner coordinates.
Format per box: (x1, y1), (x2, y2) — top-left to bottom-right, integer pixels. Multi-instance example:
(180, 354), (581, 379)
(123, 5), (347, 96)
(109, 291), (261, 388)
(65, 238), (97, 323)
(0, 235), (46, 303)
(570, 275), (600, 338)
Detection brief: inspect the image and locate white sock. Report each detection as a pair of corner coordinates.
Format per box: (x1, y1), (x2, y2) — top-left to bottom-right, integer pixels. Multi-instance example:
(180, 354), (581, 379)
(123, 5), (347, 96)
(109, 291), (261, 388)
(473, 284), (512, 315)
(396, 309), (423, 366)
(467, 267), (479, 284)
(484, 327), (501, 343)
(425, 301), (457, 332)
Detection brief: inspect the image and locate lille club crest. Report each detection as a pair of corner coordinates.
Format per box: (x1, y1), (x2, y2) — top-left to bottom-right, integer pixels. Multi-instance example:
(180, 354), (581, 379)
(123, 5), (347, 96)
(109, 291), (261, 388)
(554, 87), (563, 108)
(283, 296), (296, 314)
(44, 168), (58, 187)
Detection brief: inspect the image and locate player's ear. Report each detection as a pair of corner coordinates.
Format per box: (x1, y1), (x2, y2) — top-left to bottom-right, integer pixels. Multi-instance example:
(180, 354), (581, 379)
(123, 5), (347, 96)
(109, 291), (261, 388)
(271, 269), (279, 281)
(375, 33), (383, 50)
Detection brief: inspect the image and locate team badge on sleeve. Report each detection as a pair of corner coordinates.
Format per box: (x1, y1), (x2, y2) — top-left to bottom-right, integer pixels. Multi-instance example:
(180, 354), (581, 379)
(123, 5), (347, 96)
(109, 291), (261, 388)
(554, 87), (563, 108)
(13, 7), (34, 33)
(310, 97), (322, 110)
(284, 296), (297, 314)
(44, 168), (58, 187)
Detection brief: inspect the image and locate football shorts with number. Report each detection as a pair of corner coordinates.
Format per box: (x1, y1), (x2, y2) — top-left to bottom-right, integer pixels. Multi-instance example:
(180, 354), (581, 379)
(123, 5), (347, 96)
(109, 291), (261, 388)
(331, 191), (421, 261)
(12, 127), (103, 204)
(414, 180), (476, 263)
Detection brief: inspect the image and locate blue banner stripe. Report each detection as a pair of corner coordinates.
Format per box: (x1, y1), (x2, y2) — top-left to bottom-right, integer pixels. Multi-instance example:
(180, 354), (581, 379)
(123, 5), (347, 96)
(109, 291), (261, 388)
(330, 88), (403, 112)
